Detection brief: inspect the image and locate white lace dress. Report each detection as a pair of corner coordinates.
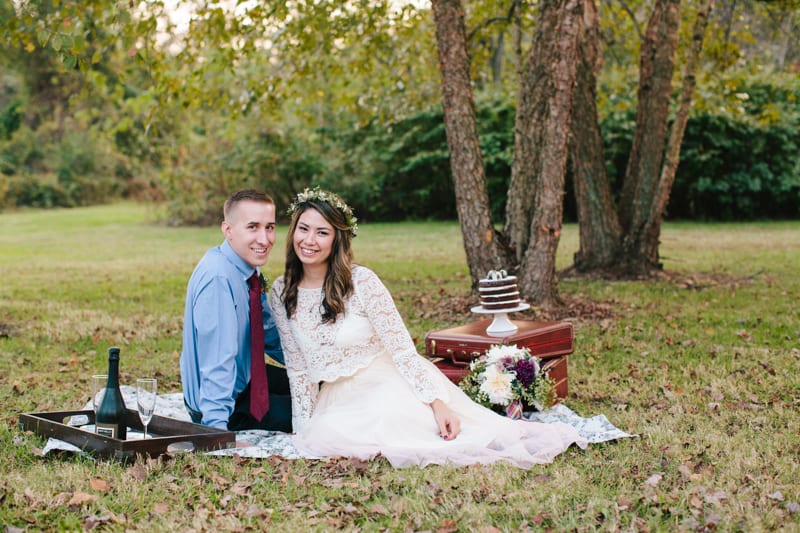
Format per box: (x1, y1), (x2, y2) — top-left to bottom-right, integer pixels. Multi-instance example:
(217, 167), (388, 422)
(270, 265), (587, 468)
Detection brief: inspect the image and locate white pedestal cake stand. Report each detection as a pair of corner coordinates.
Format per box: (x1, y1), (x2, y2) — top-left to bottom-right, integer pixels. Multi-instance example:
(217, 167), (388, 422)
(470, 303), (530, 337)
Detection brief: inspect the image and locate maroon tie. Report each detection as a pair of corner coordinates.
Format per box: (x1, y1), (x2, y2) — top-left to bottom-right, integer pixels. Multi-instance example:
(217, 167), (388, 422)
(248, 273), (269, 421)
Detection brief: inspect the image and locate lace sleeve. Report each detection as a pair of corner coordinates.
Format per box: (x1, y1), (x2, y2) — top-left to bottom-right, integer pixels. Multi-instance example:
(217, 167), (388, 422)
(353, 267), (449, 404)
(270, 277), (317, 432)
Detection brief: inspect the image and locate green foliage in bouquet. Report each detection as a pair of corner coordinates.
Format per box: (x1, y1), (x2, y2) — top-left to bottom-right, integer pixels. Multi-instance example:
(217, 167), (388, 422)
(459, 345), (557, 414)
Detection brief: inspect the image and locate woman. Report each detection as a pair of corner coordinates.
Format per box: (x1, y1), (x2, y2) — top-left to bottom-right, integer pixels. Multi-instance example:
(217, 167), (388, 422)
(271, 188), (588, 468)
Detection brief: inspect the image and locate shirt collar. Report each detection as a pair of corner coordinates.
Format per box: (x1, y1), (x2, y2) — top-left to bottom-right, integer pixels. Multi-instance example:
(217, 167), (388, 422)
(220, 240), (258, 280)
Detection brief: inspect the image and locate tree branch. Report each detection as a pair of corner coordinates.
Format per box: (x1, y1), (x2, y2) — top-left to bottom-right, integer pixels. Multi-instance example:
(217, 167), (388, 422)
(466, 2), (519, 41)
(614, 0), (644, 41)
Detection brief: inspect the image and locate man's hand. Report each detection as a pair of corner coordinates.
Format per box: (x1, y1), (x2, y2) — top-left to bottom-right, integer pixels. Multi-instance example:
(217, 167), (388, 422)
(430, 399), (461, 441)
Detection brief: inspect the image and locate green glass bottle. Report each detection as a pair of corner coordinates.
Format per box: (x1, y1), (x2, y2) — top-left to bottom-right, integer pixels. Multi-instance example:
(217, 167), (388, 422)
(95, 347), (127, 440)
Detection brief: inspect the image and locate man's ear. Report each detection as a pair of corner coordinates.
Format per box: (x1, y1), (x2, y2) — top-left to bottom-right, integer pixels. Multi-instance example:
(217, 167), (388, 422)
(221, 220), (231, 239)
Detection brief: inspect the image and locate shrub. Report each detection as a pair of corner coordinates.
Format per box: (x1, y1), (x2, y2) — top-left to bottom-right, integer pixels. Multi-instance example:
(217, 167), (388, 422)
(674, 113), (800, 219)
(322, 98), (514, 222)
(0, 100), (22, 140)
(160, 126), (322, 225)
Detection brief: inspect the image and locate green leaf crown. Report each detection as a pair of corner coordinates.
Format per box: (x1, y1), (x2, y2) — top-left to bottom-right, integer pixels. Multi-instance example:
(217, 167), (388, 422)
(287, 187), (358, 237)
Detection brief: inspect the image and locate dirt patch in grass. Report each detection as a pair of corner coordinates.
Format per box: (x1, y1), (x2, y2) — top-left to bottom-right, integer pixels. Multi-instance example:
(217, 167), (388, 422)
(424, 268), (761, 326)
(560, 266), (760, 289)
(0, 322), (18, 338)
(536, 294), (620, 322)
(656, 269), (761, 290)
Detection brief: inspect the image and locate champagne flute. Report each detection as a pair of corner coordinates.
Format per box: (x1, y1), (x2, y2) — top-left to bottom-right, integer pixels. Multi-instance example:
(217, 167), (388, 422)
(136, 378), (157, 439)
(90, 374), (107, 414)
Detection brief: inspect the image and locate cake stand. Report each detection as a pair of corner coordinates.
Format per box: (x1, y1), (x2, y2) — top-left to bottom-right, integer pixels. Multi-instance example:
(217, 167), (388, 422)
(470, 303), (530, 337)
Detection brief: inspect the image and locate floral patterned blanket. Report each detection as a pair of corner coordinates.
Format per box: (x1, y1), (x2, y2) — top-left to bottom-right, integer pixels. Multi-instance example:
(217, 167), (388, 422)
(42, 386), (634, 458)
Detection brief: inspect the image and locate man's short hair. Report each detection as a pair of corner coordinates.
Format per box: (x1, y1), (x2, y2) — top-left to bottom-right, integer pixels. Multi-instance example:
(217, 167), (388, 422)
(223, 189), (275, 221)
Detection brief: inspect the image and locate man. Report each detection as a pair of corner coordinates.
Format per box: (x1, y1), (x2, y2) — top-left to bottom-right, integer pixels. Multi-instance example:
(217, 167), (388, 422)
(180, 189), (291, 432)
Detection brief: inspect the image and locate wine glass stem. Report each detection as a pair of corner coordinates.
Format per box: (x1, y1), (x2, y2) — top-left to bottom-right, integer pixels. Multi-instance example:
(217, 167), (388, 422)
(143, 424), (148, 440)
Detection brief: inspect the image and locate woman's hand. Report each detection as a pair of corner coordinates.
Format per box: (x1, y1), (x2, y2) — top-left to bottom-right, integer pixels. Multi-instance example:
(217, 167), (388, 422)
(430, 399), (461, 441)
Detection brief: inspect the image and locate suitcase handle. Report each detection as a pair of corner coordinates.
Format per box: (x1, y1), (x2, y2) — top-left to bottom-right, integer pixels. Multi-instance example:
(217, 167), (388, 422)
(427, 339), (480, 367)
(445, 349), (476, 367)
(540, 358), (559, 374)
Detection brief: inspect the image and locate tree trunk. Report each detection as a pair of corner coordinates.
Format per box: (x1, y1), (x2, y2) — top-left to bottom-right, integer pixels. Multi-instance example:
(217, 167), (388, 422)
(643, 0), (715, 258)
(430, 0), (513, 285)
(506, 0), (583, 307)
(569, 0), (623, 271)
(618, 0), (681, 274)
(490, 31), (504, 84)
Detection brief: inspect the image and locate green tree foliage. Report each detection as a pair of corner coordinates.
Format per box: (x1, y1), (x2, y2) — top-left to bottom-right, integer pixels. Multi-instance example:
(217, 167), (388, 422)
(0, 0), (797, 222)
(0, 0), (168, 207)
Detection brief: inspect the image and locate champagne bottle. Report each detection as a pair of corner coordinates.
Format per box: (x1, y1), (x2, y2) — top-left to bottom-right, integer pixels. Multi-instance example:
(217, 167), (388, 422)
(95, 346), (127, 440)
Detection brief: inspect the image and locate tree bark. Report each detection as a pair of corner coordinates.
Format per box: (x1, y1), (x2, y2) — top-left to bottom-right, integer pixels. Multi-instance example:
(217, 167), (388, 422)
(643, 0), (715, 258)
(506, 0), (583, 307)
(430, 0), (513, 285)
(618, 0), (681, 274)
(569, 0), (623, 271)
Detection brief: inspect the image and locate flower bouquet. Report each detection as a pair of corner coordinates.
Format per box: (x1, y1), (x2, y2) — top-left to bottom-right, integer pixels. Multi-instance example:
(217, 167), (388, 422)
(459, 344), (556, 418)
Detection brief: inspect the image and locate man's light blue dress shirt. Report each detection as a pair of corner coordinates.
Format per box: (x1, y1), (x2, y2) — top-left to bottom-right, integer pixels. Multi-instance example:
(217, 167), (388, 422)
(180, 240), (284, 429)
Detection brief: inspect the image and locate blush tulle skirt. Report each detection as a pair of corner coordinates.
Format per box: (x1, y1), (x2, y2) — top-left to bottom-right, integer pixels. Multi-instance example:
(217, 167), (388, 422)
(292, 352), (588, 468)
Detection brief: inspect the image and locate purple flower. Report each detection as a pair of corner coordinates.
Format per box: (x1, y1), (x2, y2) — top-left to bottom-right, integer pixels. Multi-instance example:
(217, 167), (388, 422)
(513, 358), (539, 387)
(498, 356), (515, 371)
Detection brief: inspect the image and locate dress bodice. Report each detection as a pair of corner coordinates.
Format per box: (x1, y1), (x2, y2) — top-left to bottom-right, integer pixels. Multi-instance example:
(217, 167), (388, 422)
(271, 265), (449, 431)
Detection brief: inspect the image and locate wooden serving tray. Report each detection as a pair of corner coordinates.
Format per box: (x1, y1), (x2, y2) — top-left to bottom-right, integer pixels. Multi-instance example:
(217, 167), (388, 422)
(19, 409), (235, 461)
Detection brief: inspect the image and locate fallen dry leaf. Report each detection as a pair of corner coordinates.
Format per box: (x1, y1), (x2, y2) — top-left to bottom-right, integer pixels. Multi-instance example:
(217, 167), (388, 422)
(84, 514), (113, 530)
(90, 478), (110, 492)
(644, 473), (663, 487)
(244, 504), (273, 520)
(705, 491), (728, 505)
(68, 491), (97, 507)
(23, 488), (40, 505)
(128, 463), (146, 482)
(230, 480), (252, 496)
(438, 518), (458, 533)
(209, 472), (230, 486)
(533, 473), (551, 483)
(369, 503), (390, 515)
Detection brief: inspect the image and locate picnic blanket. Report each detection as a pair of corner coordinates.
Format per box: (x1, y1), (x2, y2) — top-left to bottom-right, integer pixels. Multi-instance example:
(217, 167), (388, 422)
(42, 386), (633, 458)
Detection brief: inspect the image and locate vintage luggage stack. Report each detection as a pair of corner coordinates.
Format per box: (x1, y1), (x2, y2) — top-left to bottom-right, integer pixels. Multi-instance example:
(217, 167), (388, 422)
(424, 319), (573, 398)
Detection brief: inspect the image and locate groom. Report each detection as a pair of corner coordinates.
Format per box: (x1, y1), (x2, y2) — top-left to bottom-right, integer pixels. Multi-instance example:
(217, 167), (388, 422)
(180, 189), (292, 432)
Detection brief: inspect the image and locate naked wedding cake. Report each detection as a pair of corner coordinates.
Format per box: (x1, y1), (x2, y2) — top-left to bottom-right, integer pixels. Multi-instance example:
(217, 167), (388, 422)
(478, 270), (521, 310)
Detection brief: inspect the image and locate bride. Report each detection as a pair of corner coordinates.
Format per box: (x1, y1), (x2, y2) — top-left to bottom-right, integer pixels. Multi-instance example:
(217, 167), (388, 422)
(270, 188), (588, 468)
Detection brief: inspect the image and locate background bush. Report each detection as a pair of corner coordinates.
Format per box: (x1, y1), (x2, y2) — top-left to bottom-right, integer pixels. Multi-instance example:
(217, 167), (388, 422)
(317, 82), (799, 223)
(2, 72), (798, 223)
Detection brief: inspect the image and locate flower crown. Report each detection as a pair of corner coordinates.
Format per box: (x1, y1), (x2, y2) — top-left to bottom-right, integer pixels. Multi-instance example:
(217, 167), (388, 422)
(287, 187), (358, 236)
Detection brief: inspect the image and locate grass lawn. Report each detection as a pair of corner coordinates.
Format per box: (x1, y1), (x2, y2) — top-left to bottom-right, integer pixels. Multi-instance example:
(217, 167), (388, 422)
(1, 202), (798, 531)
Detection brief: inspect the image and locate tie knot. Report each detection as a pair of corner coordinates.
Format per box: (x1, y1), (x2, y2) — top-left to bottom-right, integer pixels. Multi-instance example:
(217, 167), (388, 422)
(248, 272), (260, 290)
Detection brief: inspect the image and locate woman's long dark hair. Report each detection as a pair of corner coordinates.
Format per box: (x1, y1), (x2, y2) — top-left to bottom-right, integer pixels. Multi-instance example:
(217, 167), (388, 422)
(282, 199), (354, 322)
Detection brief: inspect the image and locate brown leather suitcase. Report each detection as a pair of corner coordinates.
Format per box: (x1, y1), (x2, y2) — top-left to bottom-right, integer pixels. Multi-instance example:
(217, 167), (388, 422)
(425, 319), (573, 398)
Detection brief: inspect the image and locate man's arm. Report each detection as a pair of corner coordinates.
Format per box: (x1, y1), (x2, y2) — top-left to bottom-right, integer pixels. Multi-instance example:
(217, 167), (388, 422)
(194, 277), (240, 429)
